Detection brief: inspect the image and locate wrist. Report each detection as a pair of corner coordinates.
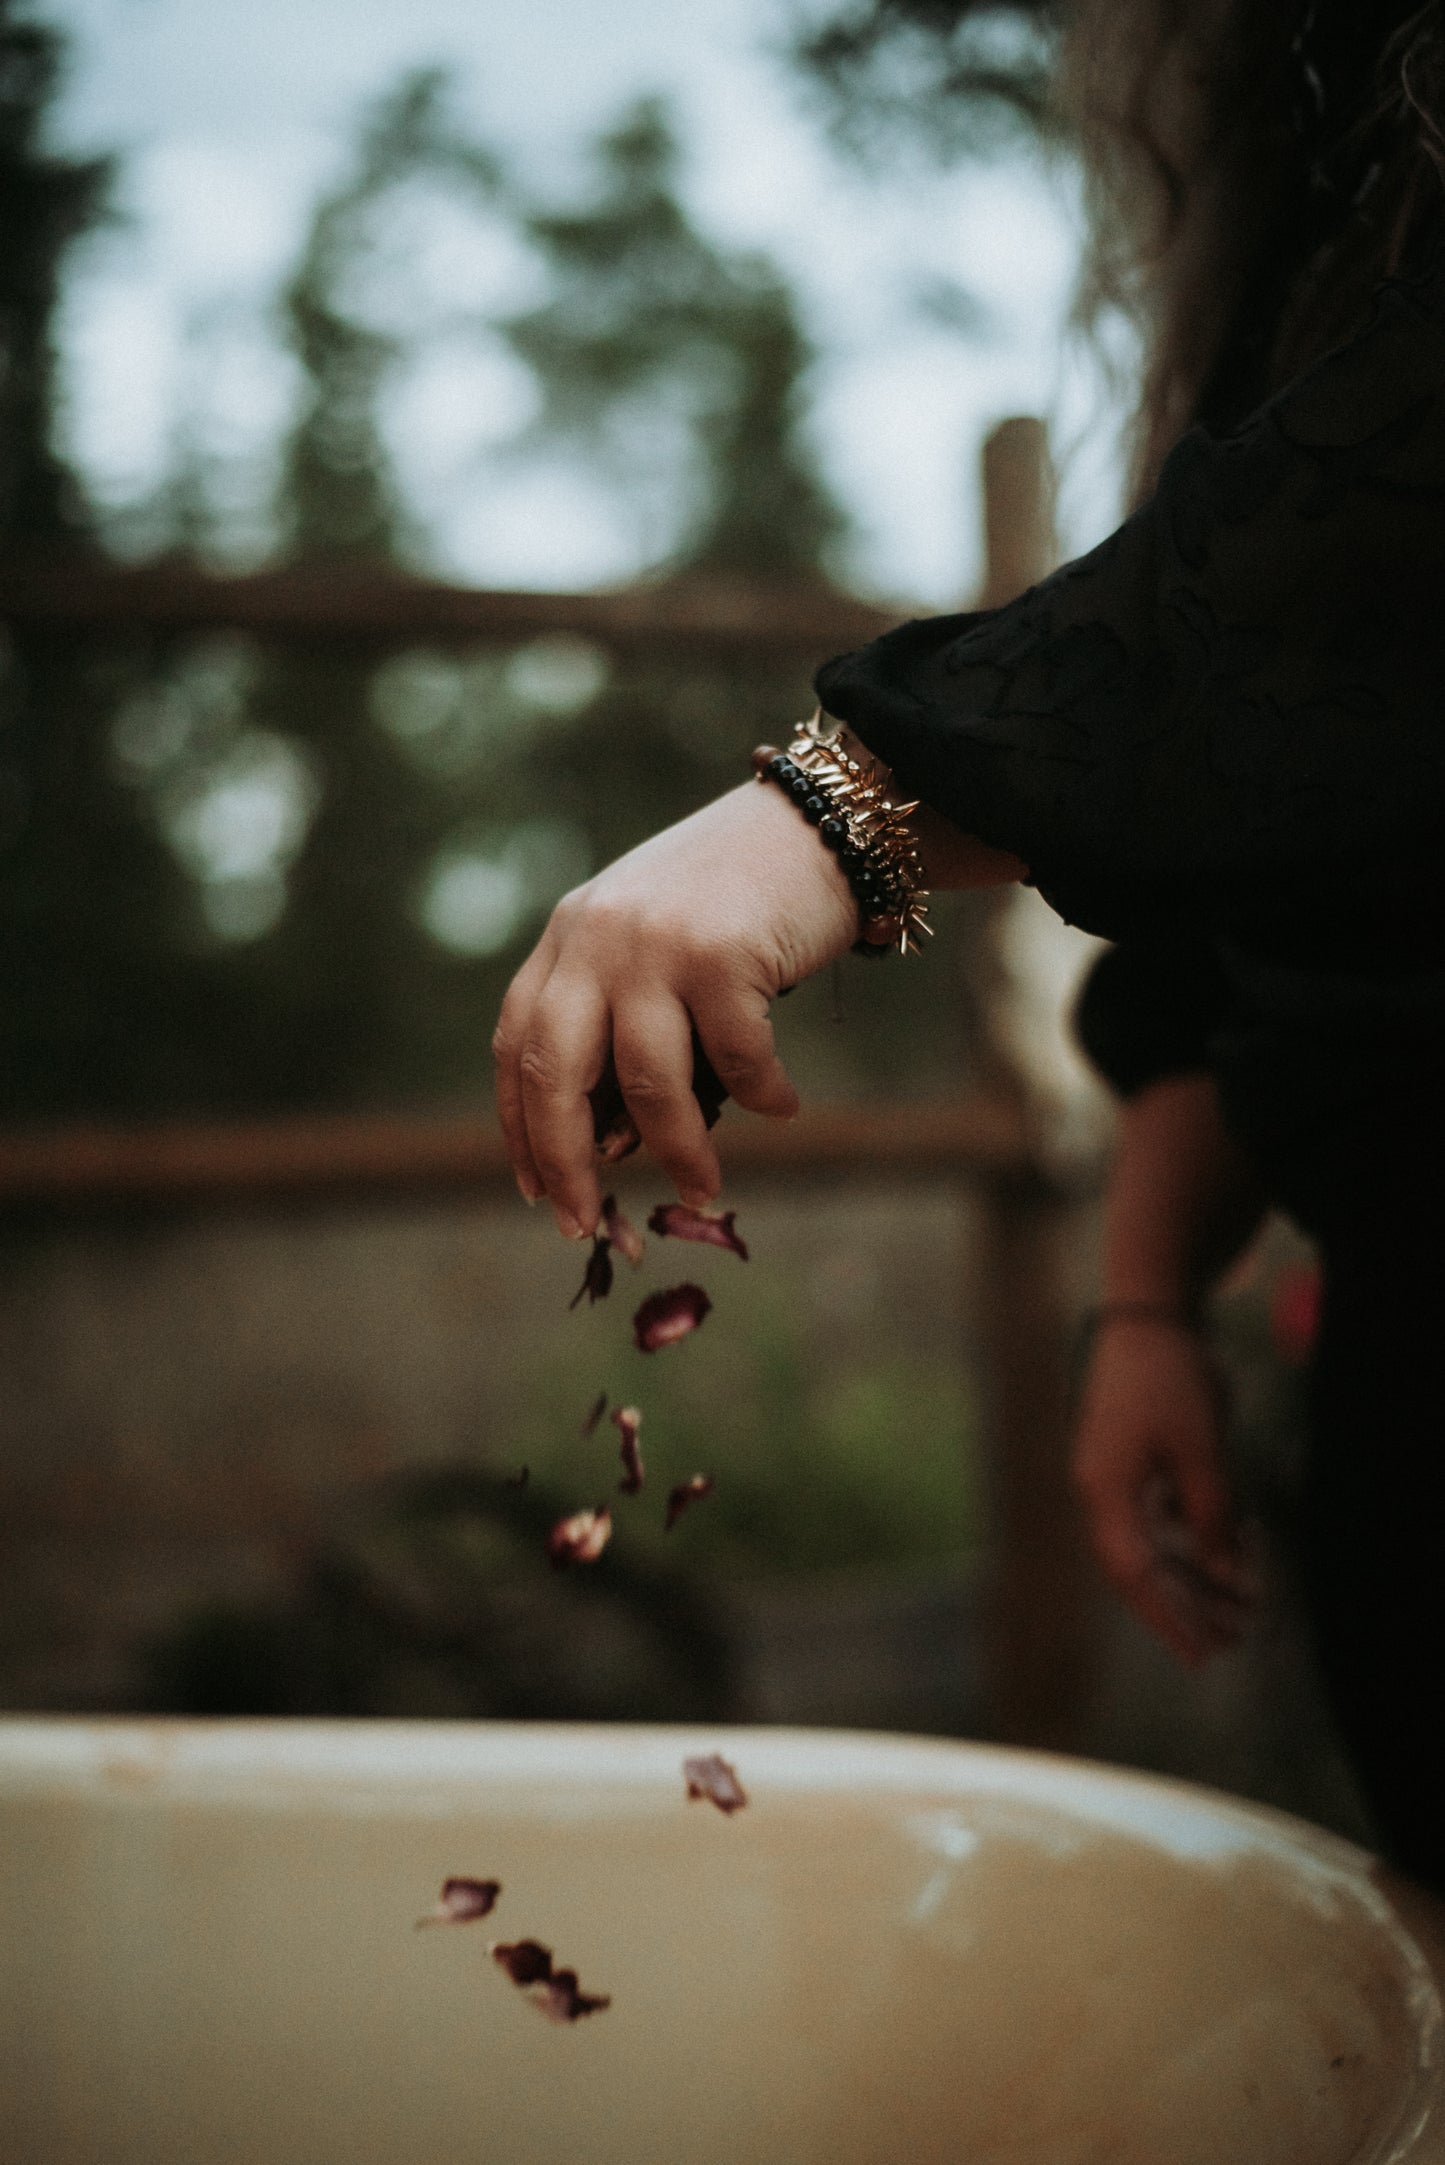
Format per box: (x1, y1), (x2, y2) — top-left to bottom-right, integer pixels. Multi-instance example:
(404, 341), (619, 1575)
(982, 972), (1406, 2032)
(751, 722), (931, 956)
(737, 775), (859, 955)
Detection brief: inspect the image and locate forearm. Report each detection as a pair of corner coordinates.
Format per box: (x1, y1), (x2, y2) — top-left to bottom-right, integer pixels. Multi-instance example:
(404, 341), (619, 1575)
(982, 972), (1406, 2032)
(1102, 1073), (1268, 1311)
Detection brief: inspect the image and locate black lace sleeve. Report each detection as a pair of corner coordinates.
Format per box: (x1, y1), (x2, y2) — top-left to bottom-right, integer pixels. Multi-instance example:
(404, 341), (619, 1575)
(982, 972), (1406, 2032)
(816, 250), (1445, 960)
(1073, 939), (1233, 1099)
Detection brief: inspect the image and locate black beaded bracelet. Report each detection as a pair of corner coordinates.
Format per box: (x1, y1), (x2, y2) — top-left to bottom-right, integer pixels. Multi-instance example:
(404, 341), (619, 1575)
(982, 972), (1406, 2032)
(753, 748), (899, 921)
(751, 727), (930, 956)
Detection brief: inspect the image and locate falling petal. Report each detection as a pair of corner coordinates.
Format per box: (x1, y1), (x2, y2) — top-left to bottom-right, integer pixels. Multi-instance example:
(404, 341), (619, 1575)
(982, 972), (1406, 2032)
(546, 1505), (612, 1568)
(683, 1754), (748, 1814)
(580, 1392), (608, 1438)
(646, 1204), (749, 1261)
(534, 1969), (611, 2022)
(568, 1236), (614, 1311)
(492, 1939), (611, 2020)
(612, 1405), (644, 1494)
(665, 1475), (714, 1531)
(633, 1284), (712, 1353)
(492, 1939), (555, 1986)
(416, 1876), (501, 1928)
(602, 1195), (645, 1268)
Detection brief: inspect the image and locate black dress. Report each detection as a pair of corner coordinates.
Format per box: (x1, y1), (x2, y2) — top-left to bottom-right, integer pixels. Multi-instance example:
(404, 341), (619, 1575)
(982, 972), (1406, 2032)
(816, 248), (1445, 1891)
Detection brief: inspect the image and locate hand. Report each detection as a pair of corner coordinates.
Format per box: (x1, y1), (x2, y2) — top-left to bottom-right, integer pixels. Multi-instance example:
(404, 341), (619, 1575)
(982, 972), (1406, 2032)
(493, 781), (859, 1237)
(1071, 1317), (1258, 1667)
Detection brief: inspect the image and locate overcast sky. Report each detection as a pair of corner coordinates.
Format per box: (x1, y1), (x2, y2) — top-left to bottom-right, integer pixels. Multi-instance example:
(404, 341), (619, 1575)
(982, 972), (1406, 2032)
(41, 0), (1116, 604)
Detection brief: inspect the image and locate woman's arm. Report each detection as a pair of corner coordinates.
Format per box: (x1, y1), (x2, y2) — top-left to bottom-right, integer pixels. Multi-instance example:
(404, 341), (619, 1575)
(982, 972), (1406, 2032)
(497, 254), (1445, 1236)
(1095, 1070), (1267, 1313)
(1072, 1072), (1268, 1665)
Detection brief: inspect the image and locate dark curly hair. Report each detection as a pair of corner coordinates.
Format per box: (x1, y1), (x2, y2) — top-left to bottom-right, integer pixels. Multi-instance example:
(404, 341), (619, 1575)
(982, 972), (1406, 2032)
(796, 2), (1445, 492)
(1059, 0), (1445, 492)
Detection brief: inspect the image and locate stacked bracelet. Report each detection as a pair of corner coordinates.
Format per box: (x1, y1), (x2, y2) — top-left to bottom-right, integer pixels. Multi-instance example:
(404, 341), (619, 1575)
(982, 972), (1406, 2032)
(750, 711), (931, 958)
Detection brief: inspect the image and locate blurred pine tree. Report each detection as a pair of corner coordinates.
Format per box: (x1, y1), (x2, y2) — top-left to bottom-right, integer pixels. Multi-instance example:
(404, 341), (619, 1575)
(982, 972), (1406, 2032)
(502, 96), (847, 582)
(1, 41), (1005, 1118)
(0, 0), (208, 1121)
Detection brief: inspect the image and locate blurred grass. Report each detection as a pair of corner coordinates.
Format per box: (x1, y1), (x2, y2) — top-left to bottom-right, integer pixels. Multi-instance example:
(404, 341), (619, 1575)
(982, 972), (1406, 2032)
(476, 1198), (981, 1581)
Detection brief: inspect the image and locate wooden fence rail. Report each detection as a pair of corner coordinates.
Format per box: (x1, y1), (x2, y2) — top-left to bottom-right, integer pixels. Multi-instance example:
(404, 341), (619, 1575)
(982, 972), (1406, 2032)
(0, 1097), (1074, 1213)
(0, 418), (1106, 1751)
(0, 558), (901, 659)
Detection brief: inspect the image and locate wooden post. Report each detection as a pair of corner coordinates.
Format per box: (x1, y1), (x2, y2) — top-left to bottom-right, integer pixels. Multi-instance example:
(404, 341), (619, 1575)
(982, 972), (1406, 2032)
(977, 416), (1057, 612)
(966, 418), (1099, 1750)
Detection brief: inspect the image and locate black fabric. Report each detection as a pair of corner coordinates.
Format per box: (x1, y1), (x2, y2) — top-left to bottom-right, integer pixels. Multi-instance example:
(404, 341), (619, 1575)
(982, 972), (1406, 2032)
(817, 244), (1445, 968)
(818, 245), (1445, 1228)
(1073, 939), (1232, 1098)
(817, 241), (1445, 1883)
(1303, 1191), (1445, 1899)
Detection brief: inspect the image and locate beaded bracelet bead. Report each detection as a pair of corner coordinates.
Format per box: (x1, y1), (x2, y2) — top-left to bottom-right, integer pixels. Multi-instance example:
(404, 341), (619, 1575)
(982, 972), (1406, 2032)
(750, 714), (930, 957)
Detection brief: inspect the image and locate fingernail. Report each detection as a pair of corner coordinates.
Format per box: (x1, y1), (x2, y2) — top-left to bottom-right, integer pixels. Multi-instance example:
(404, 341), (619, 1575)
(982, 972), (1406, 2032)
(555, 1209), (586, 1240)
(516, 1172), (543, 1204)
(680, 1187), (715, 1210)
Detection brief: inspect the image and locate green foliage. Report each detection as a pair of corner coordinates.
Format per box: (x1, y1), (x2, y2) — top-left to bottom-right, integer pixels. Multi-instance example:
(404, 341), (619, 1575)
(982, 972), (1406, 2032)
(788, 0), (1063, 169)
(490, 1237), (979, 1579)
(278, 67), (500, 564)
(0, 2), (203, 1120)
(0, 0), (110, 544)
(502, 96), (848, 580)
(0, 36), (995, 1118)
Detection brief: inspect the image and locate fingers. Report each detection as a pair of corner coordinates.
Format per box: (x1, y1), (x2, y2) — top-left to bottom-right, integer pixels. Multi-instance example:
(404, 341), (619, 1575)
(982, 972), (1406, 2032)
(516, 972), (612, 1238)
(611, 997), (722, 1207)
(496, 947), (758, 1226)
(1087, 1489), (1221, 1668)
(1076, 1446), (1244, 1669)
(1169, 1431), (1237, 1576)
(492, 935), (557, 1205)
(1083, 1479), (1166, 1630)
(689, 979), (800, 1119)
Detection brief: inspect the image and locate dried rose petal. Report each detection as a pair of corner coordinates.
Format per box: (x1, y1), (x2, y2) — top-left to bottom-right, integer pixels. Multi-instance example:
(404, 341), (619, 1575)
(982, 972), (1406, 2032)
(505, 1465), (530, 1489)
(601, 1195), (645, 1268)
(597, 1118), (641, 1164)
(492, 1939), (611, 2020)
(684, 1754), (748, 1814)
(612, 1405), (644, 1494)
(633, 1283), (712, 1353)
(665, 1475), (714, 1531)
(546, 1505), (612, 1568)
(492, 1938), (555, 1986)
(580, 1392), (608, 1438)
(646, 1204), (749, 1261)
(589, 1067), (639, 1163)
(591, 1042), (728, 1162)
(416, 1876), (501, 1928)
(568, 1236), (614, 1311)
(534, 1968), (611, 2022)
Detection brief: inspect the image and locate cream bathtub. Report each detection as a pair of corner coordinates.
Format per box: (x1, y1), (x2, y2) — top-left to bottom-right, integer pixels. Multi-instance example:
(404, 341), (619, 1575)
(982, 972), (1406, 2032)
(1, 1719), (1443, 2165)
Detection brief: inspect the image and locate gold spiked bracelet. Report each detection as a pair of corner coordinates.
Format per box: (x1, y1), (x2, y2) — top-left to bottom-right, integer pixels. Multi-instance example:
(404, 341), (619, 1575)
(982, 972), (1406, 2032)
(751, 709), (931, 957)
